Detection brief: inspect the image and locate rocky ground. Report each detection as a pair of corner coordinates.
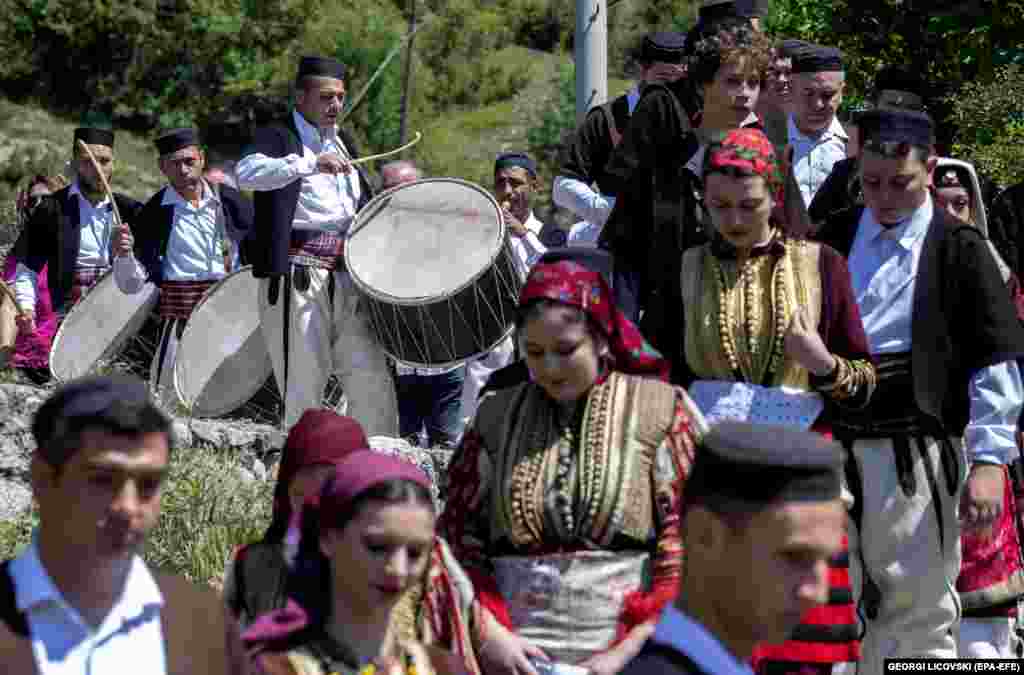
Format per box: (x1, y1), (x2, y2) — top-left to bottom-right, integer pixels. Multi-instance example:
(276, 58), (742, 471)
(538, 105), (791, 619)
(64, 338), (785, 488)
(0, 381), (453, 520)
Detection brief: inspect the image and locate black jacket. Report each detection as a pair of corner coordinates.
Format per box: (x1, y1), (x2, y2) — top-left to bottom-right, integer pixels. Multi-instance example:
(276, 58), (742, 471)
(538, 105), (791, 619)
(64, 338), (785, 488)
(14, 185), (143, 313)
(814, 204), (1024, 432)
(133, 184), (255, 284)
(243, 115), (374, 279)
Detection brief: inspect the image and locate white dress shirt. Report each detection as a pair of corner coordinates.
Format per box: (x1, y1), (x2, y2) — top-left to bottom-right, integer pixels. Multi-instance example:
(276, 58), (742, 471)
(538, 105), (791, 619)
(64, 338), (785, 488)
(9, 539), (166, 675)
(161, 182), (237, 281)
(551, 87), (641, 231)
(14, 181), (115, 312)
(789, 114), (848, 207)
(509, 211), (547, 281)
(848, 196), (1024, 465)
(235, 110), (361, 233)
(567, 220), (602, 248)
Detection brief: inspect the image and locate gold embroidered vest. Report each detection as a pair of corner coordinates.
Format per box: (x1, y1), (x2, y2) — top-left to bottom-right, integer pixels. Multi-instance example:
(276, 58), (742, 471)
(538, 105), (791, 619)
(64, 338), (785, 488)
(475, 372), (678, 550)
(681, 239), (823, 389)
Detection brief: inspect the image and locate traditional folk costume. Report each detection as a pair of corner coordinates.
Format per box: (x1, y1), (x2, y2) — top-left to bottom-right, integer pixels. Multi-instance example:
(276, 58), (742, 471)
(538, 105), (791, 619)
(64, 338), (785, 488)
(243, 450), (463, 675)
(117, 128), (254, 398)
(813, 110), (1024, 673)
(554, 32), (685, 245)
(786, 46), (848, 209)
(643, 129), (873, 675)
(236, 56), (397, 434)
(13, 128), (143, 319)
(932, 160), (1024, 658)
(225, 410), (480, 673)
(440, 261), (706, 665)
(623, 422), (846, 675)
(2, 257), (55, 383)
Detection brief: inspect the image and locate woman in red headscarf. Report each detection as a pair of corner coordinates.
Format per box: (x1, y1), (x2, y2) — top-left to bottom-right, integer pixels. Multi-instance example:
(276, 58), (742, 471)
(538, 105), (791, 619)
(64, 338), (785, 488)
(244, 453), (464, 675)
(643, 128), (877, 675)
(439, 258), (707, 675)
(226, 410), (483, 673)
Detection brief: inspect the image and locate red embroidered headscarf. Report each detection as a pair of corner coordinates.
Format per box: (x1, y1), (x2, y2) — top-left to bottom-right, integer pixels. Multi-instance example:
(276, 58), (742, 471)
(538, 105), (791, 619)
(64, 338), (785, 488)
(264, 409), (370, 542)
(703, 127), (785, 206)
(518, 260), (670, 381)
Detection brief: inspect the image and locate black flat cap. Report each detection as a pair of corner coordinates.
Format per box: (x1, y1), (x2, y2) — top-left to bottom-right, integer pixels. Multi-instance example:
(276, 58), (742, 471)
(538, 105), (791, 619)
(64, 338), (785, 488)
(698, 0), (739, 25)
(74, 127), (115, 148)
(495, 151), (537, 177)
(858, 109), (935, 151)
(686, 422), (844, 505)
(735, 0), (770, 17)
(641, 31), (688, 65)
(32, 375), (156, 448)
(297, 55), (346, 80)
(154, 128), (200, 156)
(792, 44), (844, 74)
(873, 65), (926, 109)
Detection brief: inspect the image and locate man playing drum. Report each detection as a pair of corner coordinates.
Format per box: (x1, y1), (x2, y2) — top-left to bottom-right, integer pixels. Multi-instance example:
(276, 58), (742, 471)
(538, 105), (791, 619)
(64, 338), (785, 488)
(13, 127), (143, 333)
(114, 127), (254, 398)
(236, 55), (398, 434)
(459, 152), (564, 428)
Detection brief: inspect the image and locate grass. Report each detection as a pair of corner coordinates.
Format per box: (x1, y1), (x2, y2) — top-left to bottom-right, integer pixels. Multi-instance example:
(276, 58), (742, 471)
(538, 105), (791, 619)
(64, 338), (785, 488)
(0, 445), (274, 588)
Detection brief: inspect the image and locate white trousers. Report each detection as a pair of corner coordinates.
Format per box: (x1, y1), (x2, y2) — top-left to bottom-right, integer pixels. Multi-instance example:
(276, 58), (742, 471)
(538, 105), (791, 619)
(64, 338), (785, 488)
(846, 436), (967, 675)
(150, 318), (184, 408)
(259, 266), (398, 434)
(959, 617), (1021, 658)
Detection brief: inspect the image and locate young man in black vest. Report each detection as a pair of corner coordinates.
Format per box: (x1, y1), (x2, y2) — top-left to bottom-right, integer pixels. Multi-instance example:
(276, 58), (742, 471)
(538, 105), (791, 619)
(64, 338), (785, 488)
(814, 109), (1024, 673)
(13, 127), (143, 332)
(554, 31), (687, 248)
(236, 56), (398, 434)
(622, 423), (846, 675)
(0, 375), (247, 674)
(116, 127), (254, 398)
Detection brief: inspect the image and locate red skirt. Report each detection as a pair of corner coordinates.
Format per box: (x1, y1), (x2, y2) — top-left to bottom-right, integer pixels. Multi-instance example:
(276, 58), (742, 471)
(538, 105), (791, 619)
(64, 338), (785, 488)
(957, 468), (1023, 618)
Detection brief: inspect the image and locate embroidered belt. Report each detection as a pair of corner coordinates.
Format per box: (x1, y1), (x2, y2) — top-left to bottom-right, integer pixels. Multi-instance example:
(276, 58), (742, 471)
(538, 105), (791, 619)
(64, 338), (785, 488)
(834, 353), (941, 438)
(493, 550), (649, 664)
(288, 230), (345, 270)
(70, 265), (109, 306)
(158, 280), (217, 320)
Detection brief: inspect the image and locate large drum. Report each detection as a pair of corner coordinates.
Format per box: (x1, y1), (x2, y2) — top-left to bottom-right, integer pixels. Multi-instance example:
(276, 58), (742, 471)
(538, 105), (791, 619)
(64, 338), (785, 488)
(173, 266), (273, 418)
(49, 270), (160, 382)
(345, 178), (521, 366)
(0, 281), (19, 369)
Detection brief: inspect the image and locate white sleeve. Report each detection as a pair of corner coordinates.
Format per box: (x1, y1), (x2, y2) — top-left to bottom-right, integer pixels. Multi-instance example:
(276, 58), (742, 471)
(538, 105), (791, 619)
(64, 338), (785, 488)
(235, 152), (318, 191)
(964, 360), (1024, 466)
(13, 263), (37, 313)
(113, 256), (149, 295)
(552, 175), (615, 226)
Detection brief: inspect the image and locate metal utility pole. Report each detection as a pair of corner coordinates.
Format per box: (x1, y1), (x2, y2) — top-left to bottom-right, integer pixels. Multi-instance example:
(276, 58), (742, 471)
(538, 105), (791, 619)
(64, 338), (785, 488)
(398, 0), (417, 147)
(575, 0), (608, 124)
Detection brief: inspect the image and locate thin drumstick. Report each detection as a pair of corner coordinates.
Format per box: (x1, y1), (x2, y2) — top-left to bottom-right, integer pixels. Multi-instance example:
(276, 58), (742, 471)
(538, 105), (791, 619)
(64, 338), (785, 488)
(349, 132), (422, 166)
(76, 139), (123, 227)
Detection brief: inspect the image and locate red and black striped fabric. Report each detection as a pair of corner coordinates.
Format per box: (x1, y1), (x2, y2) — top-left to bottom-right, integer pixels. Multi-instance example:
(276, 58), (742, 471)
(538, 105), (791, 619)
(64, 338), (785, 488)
(69, 265), (108, 307)
(752, 535), (860, 674)
(287, 231), (345, 270)
(158, 280), (216, 320)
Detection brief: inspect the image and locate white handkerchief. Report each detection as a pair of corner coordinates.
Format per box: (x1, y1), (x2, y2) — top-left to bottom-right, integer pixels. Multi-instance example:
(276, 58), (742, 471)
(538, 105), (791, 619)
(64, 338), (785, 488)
(688, 380), (824, 430)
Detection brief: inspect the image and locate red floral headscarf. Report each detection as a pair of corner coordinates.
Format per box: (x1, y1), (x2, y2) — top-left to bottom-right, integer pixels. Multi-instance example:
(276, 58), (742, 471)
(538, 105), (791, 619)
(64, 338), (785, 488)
(519, 261), (670, 381)
(704, 127), (785, 206)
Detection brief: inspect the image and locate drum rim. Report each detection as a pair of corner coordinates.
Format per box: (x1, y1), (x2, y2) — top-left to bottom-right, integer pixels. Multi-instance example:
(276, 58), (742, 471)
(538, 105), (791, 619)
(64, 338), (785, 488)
(343, 177), (507, 305)
(48, 268), (160, 383)
(172, 265), (271, 417)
